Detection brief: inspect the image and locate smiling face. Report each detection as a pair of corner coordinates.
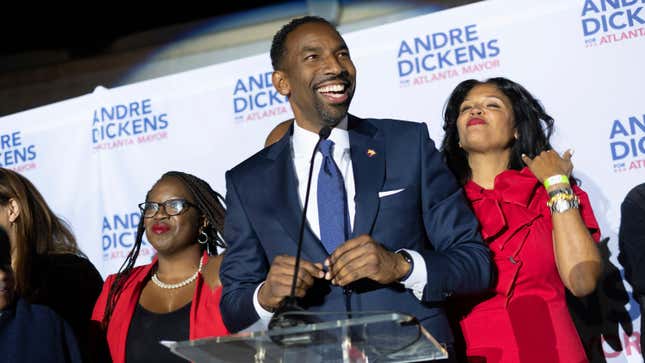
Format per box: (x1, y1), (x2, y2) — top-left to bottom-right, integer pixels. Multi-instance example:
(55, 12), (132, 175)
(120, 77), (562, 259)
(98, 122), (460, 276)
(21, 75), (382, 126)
(143, 176), (202, 257)
(456, 83), (516, 155)
(272, 22), (356, 132)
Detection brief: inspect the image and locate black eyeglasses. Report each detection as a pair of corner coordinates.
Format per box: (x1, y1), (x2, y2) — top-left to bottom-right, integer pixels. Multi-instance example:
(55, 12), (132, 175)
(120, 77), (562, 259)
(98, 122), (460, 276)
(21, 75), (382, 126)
(138, 199), (198, 218)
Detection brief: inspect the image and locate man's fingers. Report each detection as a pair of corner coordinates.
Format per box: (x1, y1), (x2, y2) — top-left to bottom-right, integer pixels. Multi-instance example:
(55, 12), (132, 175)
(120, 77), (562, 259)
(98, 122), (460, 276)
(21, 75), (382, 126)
(330, 244), (381, 285)
(296, 268), (316, 287)
(329, 236), (367, 264)
(331, 242), (373, 275)
(327, 252), (360, 282)
(326, 237), (372, 280)
(333, 256), (373, 285)
(299, 259), (325, 279)
(272, 255), (324, 278)
(293, 286), (310, 298)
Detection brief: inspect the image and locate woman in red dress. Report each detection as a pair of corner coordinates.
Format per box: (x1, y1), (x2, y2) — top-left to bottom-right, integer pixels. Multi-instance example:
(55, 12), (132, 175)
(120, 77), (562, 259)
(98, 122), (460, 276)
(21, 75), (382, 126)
(91, 171), (228, 363)
(441, 77), (602, 363)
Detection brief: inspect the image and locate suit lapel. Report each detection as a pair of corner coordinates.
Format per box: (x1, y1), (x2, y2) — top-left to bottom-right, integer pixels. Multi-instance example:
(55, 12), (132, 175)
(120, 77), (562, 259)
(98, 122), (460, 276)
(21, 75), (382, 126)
(263, 127), (328, 262)
(348, 115), (385, 237)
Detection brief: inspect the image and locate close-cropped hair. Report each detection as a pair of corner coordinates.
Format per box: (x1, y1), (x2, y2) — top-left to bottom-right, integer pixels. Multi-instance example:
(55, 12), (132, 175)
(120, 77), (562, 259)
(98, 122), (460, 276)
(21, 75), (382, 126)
(441, 77), (555, 185)
(270, 15), (338, 71)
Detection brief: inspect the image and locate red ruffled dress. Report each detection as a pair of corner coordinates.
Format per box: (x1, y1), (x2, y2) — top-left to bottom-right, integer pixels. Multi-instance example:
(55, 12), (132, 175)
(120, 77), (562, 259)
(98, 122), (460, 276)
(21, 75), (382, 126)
(459, 168), (599, 363)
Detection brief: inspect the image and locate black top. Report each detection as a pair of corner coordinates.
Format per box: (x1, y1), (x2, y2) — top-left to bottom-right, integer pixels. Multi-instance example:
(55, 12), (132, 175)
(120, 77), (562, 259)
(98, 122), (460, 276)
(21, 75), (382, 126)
(619, 182), (645, 351)
(26, 253), (103, 362)
(125, 302), (191, 363)
(619, 182), (645, 298)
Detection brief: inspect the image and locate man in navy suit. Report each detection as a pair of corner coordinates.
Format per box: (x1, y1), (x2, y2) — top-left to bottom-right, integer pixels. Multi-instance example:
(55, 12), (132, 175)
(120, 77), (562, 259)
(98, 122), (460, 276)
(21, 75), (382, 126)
(220, 16), (491, 353)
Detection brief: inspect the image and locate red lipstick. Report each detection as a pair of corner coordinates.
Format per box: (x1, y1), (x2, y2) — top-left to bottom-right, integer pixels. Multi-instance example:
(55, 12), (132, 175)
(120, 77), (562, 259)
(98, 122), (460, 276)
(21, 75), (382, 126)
(467, 118), (486, 127)
(151, 223), (170, 234)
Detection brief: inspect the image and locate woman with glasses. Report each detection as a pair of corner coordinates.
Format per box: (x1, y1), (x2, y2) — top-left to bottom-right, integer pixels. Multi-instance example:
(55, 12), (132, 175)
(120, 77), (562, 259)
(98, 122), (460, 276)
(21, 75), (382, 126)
(0, 168), (103, 362)
(91, 171), (228, 363)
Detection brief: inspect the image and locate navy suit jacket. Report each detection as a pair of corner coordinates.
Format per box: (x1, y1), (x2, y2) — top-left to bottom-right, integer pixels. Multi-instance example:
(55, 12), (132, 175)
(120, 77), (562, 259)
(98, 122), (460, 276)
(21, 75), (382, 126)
(220, 115), (490, 344)
(0, 299), (82, 363)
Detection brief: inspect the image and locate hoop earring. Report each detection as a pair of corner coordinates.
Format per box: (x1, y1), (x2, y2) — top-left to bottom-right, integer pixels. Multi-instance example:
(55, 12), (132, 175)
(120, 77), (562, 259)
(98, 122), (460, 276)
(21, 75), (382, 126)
(198, 230), (209, 245)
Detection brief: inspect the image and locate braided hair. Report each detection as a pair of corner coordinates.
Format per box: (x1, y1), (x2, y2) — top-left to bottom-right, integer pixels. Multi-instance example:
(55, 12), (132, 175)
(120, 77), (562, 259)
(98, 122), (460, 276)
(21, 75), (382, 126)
(101, 171), (226, 328)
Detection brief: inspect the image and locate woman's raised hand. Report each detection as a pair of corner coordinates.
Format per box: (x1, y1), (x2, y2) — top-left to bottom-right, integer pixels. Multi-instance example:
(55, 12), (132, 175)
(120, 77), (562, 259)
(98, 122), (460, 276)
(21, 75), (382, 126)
(521, 149), (573, 184)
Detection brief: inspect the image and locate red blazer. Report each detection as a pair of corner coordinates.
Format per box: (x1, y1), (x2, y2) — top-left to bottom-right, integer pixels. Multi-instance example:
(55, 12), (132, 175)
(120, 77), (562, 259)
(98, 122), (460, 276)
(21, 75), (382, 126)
(91, 254), (228, 363)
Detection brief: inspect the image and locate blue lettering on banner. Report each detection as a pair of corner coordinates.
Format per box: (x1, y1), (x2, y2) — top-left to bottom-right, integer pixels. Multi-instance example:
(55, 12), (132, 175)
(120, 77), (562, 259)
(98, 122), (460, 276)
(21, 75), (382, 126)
(608, 113), (645, 172)
(0, 130), (38, 171)
(101, 212), (144, 252)
(232, 71), (289, 122)
(581, 0), (645, 47)
(91, 98), (170, 150)
(396, 24), (501, 86)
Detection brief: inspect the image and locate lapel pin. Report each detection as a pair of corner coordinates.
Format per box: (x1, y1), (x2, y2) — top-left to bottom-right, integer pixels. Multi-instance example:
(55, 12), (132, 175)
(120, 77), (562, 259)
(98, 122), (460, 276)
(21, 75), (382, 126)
(366, 149), (377, 158)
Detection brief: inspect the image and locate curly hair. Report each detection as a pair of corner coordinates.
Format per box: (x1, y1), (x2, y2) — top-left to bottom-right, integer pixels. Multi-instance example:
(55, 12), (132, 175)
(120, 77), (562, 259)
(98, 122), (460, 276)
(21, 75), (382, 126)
(441, 77), (555, 185)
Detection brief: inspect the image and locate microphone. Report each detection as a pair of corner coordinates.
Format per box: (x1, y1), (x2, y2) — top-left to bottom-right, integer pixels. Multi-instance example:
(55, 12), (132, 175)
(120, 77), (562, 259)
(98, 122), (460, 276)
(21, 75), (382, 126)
(268, 126), (331, 336)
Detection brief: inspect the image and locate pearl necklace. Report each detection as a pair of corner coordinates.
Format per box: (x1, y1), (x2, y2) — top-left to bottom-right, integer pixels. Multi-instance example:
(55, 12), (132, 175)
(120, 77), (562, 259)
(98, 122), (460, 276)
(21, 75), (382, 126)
(151, 257), (204, 289)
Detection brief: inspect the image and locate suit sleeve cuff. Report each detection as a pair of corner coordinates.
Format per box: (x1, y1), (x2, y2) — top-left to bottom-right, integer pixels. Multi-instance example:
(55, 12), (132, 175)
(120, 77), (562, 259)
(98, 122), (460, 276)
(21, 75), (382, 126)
(397, 249), (427, 300)
(253, 281), (275, 321)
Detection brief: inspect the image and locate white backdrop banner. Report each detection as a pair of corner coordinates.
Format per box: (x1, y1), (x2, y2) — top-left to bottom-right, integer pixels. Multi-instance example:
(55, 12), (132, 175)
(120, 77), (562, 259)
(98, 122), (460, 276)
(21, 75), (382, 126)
(0, 0), (643, 360)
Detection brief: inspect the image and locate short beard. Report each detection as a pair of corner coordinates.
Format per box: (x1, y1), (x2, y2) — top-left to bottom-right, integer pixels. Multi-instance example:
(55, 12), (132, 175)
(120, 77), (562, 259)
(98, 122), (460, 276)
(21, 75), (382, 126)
(315, 100), (351, 128)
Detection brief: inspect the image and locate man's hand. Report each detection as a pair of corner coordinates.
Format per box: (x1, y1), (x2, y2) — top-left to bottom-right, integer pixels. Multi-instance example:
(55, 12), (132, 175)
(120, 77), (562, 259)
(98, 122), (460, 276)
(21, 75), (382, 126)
(257, 255), (324, 311)
(325, 234), (410, 286)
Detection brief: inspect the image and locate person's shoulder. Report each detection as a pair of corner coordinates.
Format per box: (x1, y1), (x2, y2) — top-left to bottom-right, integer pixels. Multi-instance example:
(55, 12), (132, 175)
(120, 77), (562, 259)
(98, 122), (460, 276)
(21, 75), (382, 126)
(624, 182), (645, 204)
(15, 298), (61, 324)
(41, 253), (97, 270)
(36, 253), (103, 285)
(356, 116), (425, 131)
(103, 263), (151, 288)
(353, 116), (428, 140)
(227, 135), (290, 180)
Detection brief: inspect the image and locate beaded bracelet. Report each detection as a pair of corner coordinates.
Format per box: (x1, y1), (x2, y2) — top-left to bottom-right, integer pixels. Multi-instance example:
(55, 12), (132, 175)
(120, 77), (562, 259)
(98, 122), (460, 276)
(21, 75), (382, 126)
(548, 187), (574, 199)
(544, 174), (569, 189)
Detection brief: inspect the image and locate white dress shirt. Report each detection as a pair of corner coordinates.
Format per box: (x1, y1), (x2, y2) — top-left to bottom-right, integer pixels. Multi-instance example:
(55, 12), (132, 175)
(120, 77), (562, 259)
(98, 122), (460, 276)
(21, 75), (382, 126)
(251, 117), (427, 327)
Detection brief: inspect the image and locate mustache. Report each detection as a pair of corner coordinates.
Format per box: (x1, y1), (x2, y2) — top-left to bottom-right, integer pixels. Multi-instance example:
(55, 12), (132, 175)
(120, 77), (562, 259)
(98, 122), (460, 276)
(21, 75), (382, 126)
(314, 71), (352, 88)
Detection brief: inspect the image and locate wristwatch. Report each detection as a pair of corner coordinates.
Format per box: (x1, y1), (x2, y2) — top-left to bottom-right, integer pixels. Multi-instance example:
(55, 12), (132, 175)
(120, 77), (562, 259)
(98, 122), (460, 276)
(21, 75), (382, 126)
(550, 194), (580, 213)
(397, 250), (414, 282)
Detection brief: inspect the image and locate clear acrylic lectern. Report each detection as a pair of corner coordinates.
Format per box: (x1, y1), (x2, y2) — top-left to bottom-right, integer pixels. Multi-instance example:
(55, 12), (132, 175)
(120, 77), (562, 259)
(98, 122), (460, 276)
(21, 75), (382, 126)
(161, 312), (448, 362)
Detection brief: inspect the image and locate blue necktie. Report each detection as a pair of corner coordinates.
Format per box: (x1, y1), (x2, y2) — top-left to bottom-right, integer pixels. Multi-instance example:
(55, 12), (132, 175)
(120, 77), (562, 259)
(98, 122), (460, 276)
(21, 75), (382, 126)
(317, 139), (350, 254)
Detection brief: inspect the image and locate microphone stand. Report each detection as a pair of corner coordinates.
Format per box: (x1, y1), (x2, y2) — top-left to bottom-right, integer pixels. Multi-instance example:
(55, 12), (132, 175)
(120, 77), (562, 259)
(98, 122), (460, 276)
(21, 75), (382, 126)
(268, 126), (331, 342)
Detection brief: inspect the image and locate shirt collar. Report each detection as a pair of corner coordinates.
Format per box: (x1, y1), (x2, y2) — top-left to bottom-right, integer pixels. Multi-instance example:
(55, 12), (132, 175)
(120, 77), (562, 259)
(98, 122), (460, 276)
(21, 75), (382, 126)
(292, 116), (350, 158)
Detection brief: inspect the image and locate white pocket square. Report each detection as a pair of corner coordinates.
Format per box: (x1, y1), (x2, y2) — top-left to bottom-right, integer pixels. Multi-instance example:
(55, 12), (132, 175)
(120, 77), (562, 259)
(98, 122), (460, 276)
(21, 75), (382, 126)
(378, 188), (405, 198)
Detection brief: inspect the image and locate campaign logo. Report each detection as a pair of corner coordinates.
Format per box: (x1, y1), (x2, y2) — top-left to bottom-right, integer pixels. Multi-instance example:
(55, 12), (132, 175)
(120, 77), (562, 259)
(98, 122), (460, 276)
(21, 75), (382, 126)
(397, 24), (501, 87)
(233, 71), (289, 122)
(0, 130), (37, 172)
(581, 0), (645, 48)
(92, 98), (169, 151)
(101, 211), (155, 262)
(609, 112), (645, 172)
